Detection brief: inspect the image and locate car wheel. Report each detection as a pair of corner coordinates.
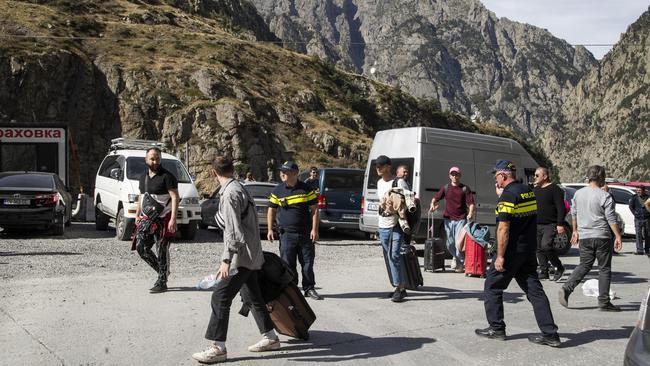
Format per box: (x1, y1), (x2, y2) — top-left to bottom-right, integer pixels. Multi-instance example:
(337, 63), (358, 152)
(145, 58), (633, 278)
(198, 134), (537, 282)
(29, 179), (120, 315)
(95, 206), (110, 231)
(179, 221), (198, 240)
(52, 213), (65, 236)
(115, 208), (134, 241)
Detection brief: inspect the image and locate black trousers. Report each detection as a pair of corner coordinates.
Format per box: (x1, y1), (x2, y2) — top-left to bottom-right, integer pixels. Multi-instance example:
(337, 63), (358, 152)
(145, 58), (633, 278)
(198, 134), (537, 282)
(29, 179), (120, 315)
(204, 267), (275, 342)
(634, 219), (650, 253)
(484, 253), (558, 336)
(563, 238), (613, 304)
(279, 231), (316, 291)
(536, 224), (563, 272)
(136, 231), (169, 284)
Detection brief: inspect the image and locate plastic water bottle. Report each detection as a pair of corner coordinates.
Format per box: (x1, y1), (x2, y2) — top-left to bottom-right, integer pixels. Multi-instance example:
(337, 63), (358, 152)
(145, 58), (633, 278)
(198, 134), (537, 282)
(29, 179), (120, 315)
(196, 268), (238, 290)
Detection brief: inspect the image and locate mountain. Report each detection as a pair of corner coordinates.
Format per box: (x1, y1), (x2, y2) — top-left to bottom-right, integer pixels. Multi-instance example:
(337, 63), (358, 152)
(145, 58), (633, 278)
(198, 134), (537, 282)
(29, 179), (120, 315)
(542, 7), (650, 181)
(2, 0), (532, 194)
(249, 0), (597, 138)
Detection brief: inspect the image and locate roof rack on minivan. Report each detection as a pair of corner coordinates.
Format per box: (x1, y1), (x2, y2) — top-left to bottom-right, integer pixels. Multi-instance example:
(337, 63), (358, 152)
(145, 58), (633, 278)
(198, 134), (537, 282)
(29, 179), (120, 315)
(109, 138), (167, 152)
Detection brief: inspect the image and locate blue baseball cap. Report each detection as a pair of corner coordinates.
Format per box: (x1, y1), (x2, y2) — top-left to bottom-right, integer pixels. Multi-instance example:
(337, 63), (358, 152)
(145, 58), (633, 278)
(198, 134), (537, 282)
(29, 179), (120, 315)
(280, 160), (299, 172)
(490, 159), (516, 173)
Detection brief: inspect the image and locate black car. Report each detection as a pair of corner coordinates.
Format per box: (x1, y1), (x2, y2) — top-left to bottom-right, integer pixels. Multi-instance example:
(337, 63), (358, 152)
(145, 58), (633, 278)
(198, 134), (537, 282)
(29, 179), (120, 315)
(0, 172), (73, 235)
(298, 168), (364, 231)
(200, 182), (275, 232)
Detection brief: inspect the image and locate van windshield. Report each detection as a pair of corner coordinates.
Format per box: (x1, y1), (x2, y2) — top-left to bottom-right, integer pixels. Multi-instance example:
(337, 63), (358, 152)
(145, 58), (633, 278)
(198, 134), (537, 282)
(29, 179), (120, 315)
(366, 158), (414, 189)
(126, 157), (192, 183)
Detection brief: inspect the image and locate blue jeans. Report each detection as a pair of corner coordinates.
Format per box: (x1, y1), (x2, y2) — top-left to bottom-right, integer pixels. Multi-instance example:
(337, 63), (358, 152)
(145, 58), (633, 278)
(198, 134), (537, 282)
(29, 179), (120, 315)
(379, 226), (404, 287)
(444, 219), (466, 265)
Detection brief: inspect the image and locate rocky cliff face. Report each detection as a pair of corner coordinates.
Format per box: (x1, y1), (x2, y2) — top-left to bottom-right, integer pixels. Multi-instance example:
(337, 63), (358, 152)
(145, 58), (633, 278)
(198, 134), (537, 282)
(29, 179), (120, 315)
(542, 7), (650, 181)
(1, 0), (497, 194)
(250, 0), (597, 137)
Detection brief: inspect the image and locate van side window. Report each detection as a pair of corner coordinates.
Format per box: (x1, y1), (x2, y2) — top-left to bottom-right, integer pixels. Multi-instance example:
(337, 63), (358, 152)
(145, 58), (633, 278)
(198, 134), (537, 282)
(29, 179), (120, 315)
(366, 158), (414, 189)
(98, 156), (120, 178)
(524, 168), (536, 186)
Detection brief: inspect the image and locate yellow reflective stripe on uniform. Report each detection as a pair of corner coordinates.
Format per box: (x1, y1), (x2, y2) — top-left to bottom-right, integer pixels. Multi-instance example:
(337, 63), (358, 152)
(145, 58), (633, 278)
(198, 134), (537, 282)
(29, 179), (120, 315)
(285, 192), (317, 205)
(269, 194), (280, 205)
(497, 205), (515, 214)
(497, 201), (537, 214)
(512, 203), (537, 214)
(516, 200), (537, 208)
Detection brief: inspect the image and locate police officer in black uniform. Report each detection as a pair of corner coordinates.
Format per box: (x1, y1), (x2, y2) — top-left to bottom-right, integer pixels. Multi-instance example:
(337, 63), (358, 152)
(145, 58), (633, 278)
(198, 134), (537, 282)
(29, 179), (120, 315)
(267, 161), (322, 300)
(475, 160), (560, 347)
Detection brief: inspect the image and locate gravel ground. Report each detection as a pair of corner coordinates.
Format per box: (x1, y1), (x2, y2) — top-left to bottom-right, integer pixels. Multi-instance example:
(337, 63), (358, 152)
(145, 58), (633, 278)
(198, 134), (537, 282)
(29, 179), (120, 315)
(0, 222), (380, 281)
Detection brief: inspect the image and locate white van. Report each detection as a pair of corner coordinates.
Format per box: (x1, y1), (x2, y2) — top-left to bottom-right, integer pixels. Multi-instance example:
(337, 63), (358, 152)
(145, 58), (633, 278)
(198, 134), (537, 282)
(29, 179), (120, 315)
(360, 127), (539, 241)
(94, 139), (201, 241)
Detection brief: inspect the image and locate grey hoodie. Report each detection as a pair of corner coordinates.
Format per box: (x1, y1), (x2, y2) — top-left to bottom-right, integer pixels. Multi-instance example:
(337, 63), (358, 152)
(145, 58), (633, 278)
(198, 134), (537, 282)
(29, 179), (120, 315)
(218, 178), (264, 270)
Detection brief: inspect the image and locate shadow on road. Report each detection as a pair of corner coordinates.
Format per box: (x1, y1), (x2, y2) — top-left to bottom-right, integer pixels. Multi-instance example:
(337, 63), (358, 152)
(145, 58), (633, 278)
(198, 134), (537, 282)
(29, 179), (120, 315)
(507, 326), (635, 348)
(324, 286), (524, 303)
(0, 251), (82, 256)
(231, 330), (436, 362)
(557, 266), (648, 285)
(166, 286), (203, 292)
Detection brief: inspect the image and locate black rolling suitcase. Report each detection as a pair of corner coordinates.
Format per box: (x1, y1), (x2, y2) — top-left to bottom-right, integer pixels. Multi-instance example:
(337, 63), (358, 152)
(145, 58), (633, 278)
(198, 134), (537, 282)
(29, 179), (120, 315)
(382, 233), (423, 290)
(399, 244), (423, 290)
(424, 212), (446, 272)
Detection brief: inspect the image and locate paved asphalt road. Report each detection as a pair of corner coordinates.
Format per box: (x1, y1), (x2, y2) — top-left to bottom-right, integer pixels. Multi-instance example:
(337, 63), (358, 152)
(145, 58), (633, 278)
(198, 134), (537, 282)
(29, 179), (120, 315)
(1, 223), (649, 366)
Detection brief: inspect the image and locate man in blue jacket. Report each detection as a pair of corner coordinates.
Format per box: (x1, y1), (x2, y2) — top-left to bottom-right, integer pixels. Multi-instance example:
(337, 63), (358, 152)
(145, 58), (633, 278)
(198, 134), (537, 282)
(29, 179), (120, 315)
(629, 186), (650, 255)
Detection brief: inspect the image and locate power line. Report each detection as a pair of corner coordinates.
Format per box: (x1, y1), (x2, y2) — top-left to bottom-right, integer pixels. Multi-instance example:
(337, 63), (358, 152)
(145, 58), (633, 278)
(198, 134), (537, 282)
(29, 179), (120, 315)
(0, 34), (617, 47)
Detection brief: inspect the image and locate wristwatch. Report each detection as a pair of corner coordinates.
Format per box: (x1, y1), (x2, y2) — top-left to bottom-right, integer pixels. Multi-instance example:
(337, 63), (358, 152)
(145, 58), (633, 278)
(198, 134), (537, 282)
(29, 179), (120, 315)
(222, 258), (231, 265)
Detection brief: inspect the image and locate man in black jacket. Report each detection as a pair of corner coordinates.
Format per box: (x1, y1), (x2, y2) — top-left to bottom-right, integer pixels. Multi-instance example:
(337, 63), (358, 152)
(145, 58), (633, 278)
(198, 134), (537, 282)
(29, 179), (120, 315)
(532, 167), (566, 281)
(629, 186), (650, 255)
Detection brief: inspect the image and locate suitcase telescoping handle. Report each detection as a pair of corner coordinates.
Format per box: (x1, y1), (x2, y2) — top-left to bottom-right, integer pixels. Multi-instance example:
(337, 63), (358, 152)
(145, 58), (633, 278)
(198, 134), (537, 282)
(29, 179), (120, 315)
(427, 210), (434, 239)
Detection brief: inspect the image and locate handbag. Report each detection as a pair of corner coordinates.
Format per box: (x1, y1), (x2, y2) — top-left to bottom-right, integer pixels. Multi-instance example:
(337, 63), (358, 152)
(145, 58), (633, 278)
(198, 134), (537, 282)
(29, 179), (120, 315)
(141, 175), (168, 220)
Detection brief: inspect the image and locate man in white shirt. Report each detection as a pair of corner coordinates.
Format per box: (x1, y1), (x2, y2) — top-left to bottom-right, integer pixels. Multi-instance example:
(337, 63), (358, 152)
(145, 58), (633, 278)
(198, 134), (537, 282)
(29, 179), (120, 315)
(375, 155), (410, 302)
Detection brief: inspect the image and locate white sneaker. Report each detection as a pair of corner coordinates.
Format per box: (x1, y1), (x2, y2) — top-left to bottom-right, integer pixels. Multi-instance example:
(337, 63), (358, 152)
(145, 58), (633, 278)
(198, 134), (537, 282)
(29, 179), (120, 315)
(248, 338), (281, 352)
(192, 345), (227, 364)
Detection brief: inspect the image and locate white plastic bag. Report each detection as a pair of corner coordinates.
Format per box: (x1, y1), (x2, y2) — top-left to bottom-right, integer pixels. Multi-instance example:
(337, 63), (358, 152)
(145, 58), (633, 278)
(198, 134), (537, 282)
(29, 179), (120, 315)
(581, 279), (616, 299)
(196, 269), (239, 290)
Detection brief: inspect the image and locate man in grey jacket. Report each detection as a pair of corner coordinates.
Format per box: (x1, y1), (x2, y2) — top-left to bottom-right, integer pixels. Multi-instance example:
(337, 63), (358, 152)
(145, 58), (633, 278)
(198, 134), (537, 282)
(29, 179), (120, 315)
(193, 156), (280, 364)
(559, 165), (623, 312)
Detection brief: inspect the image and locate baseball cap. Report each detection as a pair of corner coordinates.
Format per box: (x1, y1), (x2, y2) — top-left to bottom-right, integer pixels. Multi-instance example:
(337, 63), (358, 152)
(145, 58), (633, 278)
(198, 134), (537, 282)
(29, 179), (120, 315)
(490, 159), (516, 173)
(375, 155), (392, 166)
(449, 166), (461, 174)
(280, 160), (299, 172)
